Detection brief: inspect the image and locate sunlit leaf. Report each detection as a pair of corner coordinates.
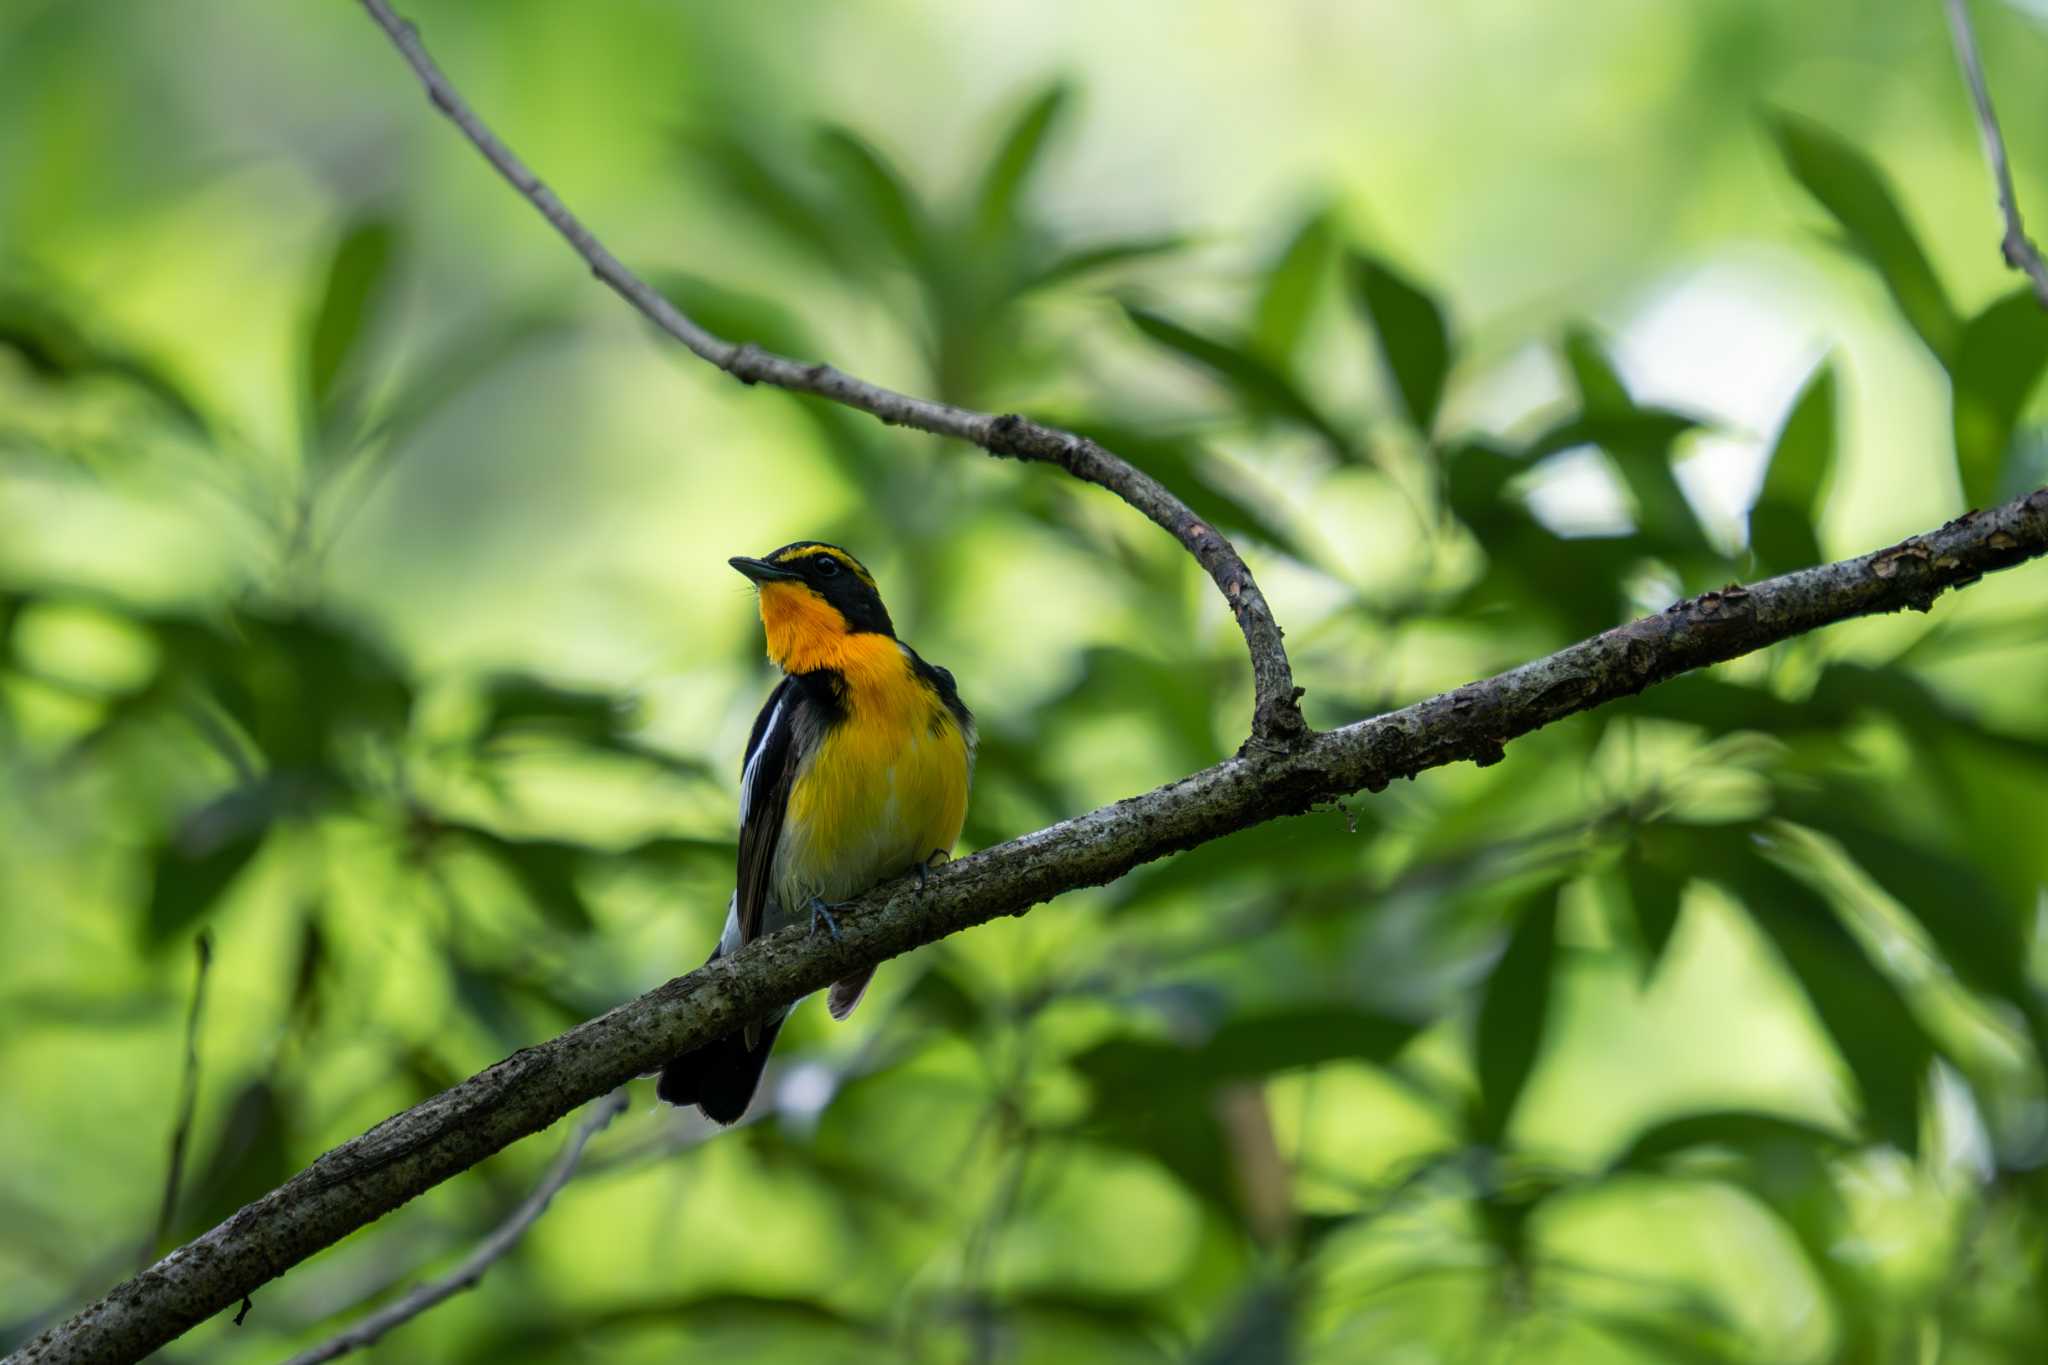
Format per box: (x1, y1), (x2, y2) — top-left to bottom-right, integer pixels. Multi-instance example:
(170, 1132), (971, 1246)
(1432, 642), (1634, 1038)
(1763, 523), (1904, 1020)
(1766, 111), (1960, 362)
(1347, 250), (1451, 433)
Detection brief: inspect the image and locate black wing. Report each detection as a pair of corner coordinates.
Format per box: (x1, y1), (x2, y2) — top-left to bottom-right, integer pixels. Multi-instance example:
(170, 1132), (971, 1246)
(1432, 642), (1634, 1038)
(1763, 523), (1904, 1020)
(736, 676), (800, 945)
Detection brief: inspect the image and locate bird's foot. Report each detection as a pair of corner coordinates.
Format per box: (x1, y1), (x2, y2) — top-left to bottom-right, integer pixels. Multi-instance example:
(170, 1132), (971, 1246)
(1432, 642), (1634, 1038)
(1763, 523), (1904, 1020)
(916, 849), (951, 895)
(808, 896), (849, 940)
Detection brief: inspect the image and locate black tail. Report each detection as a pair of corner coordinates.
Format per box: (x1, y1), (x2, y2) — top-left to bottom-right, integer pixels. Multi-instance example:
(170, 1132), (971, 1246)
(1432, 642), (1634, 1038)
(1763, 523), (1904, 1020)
(656, 1013), (784, 1123)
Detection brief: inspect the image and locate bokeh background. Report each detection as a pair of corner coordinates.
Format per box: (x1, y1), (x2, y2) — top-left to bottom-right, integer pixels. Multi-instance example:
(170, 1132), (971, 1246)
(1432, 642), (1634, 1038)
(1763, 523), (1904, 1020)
(7, 1), (2048, 1361)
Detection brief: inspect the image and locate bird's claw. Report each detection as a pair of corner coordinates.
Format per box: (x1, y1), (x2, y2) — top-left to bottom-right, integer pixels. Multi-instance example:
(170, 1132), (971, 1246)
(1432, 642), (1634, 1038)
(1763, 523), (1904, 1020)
(808, 896), (846, 940)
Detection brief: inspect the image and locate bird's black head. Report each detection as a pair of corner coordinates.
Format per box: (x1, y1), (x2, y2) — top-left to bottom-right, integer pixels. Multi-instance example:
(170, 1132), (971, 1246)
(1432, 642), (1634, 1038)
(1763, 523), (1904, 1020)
(729, 541), (896, 641)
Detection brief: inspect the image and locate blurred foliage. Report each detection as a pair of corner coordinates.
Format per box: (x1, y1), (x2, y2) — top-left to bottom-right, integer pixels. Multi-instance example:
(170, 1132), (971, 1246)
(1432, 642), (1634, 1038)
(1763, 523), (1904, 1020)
(5, 3), (2048, 1364)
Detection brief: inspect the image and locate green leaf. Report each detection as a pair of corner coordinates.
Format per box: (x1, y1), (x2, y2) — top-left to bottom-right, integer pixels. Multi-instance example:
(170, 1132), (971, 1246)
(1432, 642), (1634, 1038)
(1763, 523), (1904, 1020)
(176, 1079), (293, 1240)
(1064, 418), (1308, 564)
(1614, 1108), (1851, 1171)
(1779, 795), (2034, 1026)
(0, 289), (209, 433)
(1020, 235), (1187, 292)
(145, 786), (278, 947)
(1767, 111), (1960, 362)
(681, 129), (854, 274)
(1073, 1006), (1419, 1211)
(1533, 333), (1712, 558)
(454, 826), (597, 933)
(1347, 251), (1452, 432)
(306, 218), (400, 447)
(1077, 1008), (1420, 1096)
(972, 81), (1072, 241)
(1473, 887), (1559, 1143)
(652, 272), (814, 361)
(1704, 829), (1933, 1153)
(145, 829), (264, 949)
(1122, 304), (1354, 459)
(815, 126), (930, 267)
(1190, 1282), (1295, 1365)
(1750, 361), (1835, 569)
(1951, 289), (2048, 507)
(1440, 438), (1524, 532)
(1562, 326), (1633, 415)
(371, 305), (569, 448)
(1622, 844), (1687, 981)
(1252, 207), (1336, 368)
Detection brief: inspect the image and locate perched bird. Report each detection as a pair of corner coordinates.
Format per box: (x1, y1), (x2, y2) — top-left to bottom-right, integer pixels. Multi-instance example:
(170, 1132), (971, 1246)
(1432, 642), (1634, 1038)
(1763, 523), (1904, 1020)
(657, 541), (974, 1123)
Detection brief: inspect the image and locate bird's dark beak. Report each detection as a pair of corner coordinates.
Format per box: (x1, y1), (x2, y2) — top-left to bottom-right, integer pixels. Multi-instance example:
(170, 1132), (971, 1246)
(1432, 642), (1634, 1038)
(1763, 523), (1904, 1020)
(729, 556), (802, 584)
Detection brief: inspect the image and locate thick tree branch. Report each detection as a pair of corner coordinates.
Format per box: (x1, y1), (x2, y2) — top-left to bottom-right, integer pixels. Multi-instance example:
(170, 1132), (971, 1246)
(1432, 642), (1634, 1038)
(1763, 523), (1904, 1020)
(14, 487), (2048, 1365)
(277, 1090), (627, 1365)
(1945, 0), (2048, 309)
(355, 0), (1305, 745)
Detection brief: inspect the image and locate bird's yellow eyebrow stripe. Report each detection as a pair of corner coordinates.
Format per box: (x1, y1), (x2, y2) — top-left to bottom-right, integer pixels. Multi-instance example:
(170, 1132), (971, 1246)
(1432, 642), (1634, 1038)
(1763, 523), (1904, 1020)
(772, 544), (876, 587)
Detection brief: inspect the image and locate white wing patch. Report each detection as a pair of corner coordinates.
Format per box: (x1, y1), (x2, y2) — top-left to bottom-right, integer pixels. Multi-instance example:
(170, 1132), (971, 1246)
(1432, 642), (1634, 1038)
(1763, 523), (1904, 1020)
(739, 694), (787, 826)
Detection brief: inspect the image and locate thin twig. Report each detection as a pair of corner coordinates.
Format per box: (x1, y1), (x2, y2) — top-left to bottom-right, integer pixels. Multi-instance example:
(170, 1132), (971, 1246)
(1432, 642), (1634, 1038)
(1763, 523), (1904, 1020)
(352, 0), (1306, 745)
(1945, 0), (2048, 309)
(15, 486), (2048, 1365)
(277, 1088), (628, 1365)
(142, 934), (212, 1270)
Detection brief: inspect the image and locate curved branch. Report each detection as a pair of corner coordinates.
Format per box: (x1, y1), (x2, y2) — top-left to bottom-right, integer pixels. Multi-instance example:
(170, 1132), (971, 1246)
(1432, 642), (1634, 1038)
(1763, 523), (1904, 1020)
(14, 487), (2048, 1365)
(1945, 0), (2048, 309)
(355, 0), (1305, 745)
(277, 1090), (627, 1365)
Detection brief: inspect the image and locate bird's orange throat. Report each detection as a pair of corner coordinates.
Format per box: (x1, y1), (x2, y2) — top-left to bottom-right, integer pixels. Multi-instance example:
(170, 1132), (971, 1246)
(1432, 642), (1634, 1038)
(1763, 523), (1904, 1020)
(758, 581), (890, 676)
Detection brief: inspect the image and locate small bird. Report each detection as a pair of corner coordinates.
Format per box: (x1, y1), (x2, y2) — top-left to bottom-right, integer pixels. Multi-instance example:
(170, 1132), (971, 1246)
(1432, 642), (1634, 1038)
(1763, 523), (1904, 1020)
(657, 542), (975, 1123)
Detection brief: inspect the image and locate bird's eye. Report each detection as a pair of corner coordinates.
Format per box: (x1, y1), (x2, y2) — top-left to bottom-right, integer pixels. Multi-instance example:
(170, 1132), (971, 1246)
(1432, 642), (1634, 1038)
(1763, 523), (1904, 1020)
(814, 557), (841, 578)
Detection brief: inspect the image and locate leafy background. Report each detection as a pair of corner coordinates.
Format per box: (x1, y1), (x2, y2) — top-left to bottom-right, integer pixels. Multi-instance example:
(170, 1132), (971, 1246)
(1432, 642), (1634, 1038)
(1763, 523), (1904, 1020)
(6, 1), (2048, 1361)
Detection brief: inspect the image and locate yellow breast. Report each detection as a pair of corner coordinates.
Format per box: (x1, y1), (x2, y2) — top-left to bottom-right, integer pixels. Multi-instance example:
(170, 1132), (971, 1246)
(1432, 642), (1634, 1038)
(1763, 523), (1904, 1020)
(777, 635), (970, 902)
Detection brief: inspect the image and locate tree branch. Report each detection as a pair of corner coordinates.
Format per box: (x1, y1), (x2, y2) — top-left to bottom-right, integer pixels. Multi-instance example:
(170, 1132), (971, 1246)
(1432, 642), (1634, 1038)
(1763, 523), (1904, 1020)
(1945, 0), (2048, 309)
(354, 0), (1306, 746)
(276, 1089), (627, 1365)
(13, 487), (2048, 1365)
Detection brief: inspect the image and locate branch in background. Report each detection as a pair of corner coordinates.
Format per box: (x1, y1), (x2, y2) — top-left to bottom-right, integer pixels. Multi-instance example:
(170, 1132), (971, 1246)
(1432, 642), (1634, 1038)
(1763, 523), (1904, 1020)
(277, 1089), (627, 1365)
(14, 484), (2048, 1365)
(1945, 0), (2048, 309)
(141, 934), (212, 1271)
(354, 0), (1306, 746)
